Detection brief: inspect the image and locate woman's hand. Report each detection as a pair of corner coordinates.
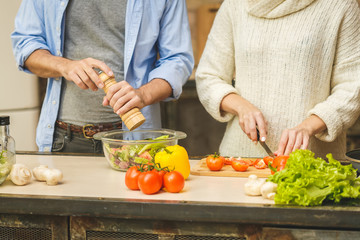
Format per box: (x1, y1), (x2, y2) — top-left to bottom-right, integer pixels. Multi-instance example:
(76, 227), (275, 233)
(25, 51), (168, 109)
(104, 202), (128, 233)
(221, 93), (268, 142)
(275, 115), (327, 156)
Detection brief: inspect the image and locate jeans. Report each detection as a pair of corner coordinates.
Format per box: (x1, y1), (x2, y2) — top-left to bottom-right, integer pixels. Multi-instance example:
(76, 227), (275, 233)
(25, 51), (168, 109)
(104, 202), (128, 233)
(52, 126), (103, 154)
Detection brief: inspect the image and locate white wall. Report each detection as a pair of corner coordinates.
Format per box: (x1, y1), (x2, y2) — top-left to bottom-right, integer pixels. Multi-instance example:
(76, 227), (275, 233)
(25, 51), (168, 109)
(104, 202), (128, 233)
(0, 0), (40, 151)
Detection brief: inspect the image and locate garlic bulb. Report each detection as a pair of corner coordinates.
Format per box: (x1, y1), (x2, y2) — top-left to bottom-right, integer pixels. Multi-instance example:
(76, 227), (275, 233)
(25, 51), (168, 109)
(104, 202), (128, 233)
(10, 164), (32, 186)
(33, 165), (63, 185)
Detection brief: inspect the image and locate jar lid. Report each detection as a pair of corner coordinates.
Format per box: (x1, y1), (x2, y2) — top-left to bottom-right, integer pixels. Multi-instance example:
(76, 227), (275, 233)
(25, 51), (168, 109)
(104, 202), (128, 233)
(0, 116), (10, 125)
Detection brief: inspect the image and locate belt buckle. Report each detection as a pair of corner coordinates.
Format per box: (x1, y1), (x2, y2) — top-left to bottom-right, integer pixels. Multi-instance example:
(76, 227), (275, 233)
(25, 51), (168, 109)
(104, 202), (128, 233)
(82, 124), (95, 139)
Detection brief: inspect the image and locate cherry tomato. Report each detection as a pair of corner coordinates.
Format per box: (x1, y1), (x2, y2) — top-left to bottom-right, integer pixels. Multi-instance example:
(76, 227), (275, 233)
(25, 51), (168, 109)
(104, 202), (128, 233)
(138, 171), (162, 195)
(231, 160), (249, 172)
(254, 159), (267, 169)
(163, 171), (185, 193)
(125, 166), (141, 190)
(206, 154), (224, 171)
(155, 169), (167, 187)
(263, 156), (274, 166)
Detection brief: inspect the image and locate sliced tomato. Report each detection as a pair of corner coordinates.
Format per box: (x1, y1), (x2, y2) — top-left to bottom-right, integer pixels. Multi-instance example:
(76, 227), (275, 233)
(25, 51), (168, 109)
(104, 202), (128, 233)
(240, 158), (256, 166)
(231, 160), (249, 172)
(269, 155), (289, 174)
(263, 156), (274, 166)
(254, 159), (267, 169)
(224, 157), (233, 165)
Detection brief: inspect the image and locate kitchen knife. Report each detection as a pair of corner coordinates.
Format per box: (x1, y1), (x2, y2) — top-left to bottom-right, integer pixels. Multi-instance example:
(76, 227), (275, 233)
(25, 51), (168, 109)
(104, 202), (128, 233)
(256, 128), (275, 158)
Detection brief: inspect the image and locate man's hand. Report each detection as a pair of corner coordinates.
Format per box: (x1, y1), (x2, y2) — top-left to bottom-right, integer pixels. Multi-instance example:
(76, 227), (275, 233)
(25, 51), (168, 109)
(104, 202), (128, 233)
(61, 58), (113, 91)
(102, 81), (145, 116)
(24, 49), (114, 91)
(103, 78), (172, 116)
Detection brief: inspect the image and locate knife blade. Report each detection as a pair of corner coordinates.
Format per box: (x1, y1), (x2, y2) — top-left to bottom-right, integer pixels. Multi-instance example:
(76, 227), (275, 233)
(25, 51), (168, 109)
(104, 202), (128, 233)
(256, 127), (275, 158)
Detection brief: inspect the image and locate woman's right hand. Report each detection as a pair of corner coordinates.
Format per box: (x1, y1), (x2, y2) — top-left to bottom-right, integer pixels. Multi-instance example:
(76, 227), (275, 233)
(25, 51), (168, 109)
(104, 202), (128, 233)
(221, 93), (268, 142)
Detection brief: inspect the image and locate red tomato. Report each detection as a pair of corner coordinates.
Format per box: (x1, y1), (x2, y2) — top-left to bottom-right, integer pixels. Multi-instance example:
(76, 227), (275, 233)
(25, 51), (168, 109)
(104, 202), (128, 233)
(270, 155), (289, 174)
(155, 169), (167, 187)
(263, 156), (274, 166)
(243, 158), (260, 166)
(138, 171), (162, 195)
(163, 171), (185, 193)
(231, 160), (249, 172)
(125, 166), (141, 190)
(254, 159), (267, 169)
(206, 154), (224, 171)
(224, 157), (233, 165)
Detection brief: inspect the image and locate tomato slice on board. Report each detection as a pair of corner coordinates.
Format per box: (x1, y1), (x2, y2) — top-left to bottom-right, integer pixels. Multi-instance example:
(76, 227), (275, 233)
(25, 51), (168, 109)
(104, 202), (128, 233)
(231, 160), (249, 172)
(263, 156), (274, 166)
(254, 159), (267, 169)
(224, 157), (234, 165)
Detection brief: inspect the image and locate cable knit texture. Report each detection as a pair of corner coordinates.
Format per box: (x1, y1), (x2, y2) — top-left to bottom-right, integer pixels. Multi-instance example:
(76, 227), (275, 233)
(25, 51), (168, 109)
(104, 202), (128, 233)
(195, 0), (360, 159)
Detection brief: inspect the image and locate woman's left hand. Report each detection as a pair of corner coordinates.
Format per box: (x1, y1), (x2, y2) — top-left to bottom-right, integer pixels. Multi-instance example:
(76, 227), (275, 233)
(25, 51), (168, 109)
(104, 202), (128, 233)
(275, 115), (327, 156)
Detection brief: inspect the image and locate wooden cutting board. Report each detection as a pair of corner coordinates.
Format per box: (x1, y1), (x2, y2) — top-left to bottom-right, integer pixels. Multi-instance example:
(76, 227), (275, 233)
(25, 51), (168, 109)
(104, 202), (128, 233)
(190, 158), (271, 178)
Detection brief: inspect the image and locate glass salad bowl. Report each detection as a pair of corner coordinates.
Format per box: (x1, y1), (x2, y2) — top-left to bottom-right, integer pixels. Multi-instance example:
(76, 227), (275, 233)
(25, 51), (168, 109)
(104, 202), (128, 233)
(94, 129), (187, 171)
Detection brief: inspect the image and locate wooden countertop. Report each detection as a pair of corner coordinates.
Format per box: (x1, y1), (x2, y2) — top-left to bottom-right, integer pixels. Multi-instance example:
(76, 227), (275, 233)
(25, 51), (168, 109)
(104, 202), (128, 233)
(1, 153), (360, 230)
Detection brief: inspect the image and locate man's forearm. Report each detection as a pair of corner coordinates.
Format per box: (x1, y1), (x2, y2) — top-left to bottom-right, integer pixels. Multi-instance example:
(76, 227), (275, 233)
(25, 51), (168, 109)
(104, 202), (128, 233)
(24, 49), (69, 78)
(139, 78), (173, 106)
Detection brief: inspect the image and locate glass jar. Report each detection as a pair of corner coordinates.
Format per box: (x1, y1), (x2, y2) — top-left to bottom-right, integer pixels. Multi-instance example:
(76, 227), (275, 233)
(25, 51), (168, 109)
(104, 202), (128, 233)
(0, 116), (16, 184)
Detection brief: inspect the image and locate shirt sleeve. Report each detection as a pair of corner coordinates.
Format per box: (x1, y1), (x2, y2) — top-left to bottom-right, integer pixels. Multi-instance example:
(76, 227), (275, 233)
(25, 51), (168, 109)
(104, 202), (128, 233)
(195, 0), (238, 123)
(11, 0), (50, 73)
(147, 0), (194, 101)
(308, 1), (360, 142)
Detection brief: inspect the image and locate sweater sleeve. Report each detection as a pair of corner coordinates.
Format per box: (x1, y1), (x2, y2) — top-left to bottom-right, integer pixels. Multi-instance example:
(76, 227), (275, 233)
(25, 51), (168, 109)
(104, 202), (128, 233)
(195, 0), (238, 123)
(308, 1), (360, 142)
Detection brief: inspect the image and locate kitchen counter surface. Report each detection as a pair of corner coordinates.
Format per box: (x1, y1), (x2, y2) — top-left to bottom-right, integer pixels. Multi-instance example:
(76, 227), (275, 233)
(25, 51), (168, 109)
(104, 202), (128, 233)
(1, 153), (360, 231)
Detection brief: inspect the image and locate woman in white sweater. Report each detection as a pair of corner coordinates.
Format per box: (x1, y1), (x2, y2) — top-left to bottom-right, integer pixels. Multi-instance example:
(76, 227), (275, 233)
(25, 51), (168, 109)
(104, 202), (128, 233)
(195, 0), (360, 159)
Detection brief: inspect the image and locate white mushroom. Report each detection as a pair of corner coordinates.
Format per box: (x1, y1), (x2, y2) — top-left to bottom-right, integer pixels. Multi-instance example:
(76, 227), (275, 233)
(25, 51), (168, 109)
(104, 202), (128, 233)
(32, 165), (49, 181)
(33, 165), (63, 185)
(260, 181), (278, 200)
(43, 169), (63, 185)
(244, 174), (266, 196)
(10, 163), (32, 186)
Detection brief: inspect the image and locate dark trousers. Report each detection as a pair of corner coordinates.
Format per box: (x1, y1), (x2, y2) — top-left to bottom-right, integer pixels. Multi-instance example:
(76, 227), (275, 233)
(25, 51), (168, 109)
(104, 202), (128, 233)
(52, 126), (103, 154)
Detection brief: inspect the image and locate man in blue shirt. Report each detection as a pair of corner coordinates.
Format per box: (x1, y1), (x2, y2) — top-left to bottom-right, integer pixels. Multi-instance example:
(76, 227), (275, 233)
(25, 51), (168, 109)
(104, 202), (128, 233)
(11, 0), (194, 153)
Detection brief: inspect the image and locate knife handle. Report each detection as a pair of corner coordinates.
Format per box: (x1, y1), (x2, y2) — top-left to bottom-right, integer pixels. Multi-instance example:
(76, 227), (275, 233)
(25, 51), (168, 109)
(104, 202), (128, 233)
(256, 127), (261, 141)
(98, 71), (146, 131)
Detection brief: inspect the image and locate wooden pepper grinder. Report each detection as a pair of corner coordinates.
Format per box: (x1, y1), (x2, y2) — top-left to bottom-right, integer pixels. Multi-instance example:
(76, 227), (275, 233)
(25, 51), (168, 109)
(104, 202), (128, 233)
(98, 71), (146, 131)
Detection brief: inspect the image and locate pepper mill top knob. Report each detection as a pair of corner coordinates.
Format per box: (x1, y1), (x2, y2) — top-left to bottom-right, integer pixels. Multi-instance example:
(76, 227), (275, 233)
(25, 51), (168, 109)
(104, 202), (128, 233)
(98, 71), (146, 131)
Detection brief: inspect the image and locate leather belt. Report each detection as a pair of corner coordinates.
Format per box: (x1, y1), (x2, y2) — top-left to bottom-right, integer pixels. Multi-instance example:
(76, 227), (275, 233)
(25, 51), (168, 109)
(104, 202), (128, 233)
(55, 120), (122, 139)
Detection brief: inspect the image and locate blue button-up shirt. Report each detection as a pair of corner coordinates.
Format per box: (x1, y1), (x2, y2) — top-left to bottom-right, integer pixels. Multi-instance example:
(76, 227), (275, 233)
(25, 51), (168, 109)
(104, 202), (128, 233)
(11, 0), (194, 151)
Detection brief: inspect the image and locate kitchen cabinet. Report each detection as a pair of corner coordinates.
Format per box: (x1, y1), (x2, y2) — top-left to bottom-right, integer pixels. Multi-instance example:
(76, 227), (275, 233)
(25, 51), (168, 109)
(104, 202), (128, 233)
(0, 153), (360, 239)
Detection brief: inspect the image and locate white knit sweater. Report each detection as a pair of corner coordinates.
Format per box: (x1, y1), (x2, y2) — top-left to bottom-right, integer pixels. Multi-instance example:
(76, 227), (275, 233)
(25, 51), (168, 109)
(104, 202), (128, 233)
(195, 0), (360, 159)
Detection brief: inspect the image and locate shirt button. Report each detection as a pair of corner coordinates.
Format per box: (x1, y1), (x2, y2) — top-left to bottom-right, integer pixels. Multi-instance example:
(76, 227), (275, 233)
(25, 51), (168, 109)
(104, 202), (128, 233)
(52, 100), (56, 105)
(57, 50), (61, 56)
(61, 2), (65, 6)
(43, 147), (50, 152)
(47, 124), (52, 128)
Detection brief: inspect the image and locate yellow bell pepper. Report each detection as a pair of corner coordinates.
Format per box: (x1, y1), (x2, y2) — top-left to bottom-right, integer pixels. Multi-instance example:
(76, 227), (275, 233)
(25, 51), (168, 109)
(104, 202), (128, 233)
(154, 145), (190, 179)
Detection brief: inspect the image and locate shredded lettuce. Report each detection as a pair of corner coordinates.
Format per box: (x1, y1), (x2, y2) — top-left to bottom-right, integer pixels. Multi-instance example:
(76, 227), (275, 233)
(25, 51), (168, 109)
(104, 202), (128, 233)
(268, 149), (360, 206)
